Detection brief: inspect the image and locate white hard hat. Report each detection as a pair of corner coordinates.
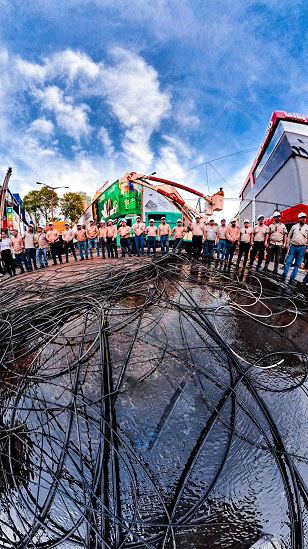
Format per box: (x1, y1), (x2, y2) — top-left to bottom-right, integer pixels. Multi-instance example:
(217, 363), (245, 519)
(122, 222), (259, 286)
(161, 216), (166, 220)
(257, 214), (264, 220)
(230, 218), (236, 223)
(150, 218), (154, 222)
(273, 211), (281, 217)
(107, 219), (113, 223)
(122, 219), (127, 223)
(195, 215), (201, 219)
(298, 212), (306, 218)
(136, 214), (141, 218)
(209, 217), (215, 222)
(244, 218), (250, 223)
(177, 219), (182, 222)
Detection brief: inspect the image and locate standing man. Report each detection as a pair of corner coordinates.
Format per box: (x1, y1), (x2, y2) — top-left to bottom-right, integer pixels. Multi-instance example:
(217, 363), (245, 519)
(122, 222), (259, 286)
(75, 223), (88, 260)
(203, 218), (218, 261)
(216, 218), (228, 261)
(86, 220), (99, 259)
(46, 222), (62, 265)
(145, 219), (157, 257)
(118, 219), (131, 257)
(106, 220), (118, 259)
(171, 220), (186, 251)
(248, 215), (268, 271)
(158, 217), (171, 255)
(98, 221), (107, 259)
(10, 229), (29, 273)
(225, 220), (240, 265)
(62, 223), (77, 263)
(34, 226), (49, 268)
(282, 212), (308, 282)
(237, 219), (252, 268)
(132, 215), (145, 256)
(190, 215), (204, 259)
(263, 211), (287, 273)
(24, 226), (38, 271)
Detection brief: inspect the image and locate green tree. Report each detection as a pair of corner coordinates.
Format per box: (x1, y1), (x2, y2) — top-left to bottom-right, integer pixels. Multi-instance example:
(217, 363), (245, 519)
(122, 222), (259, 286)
(60, 192), (84, 223)
(22, 187), (59, 224)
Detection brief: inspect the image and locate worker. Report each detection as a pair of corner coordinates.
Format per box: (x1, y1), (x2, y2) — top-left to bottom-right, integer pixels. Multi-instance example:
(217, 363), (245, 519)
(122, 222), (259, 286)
(62, 223), (77, 262)
(132, 215), (146, 256)
(263, 211), (287, 274)
(158, 216), (171, 255)
(0, 230), (16, 277)
(34, 226), (49, 268)
(117, 219), (131, 257)
(145, 219), (157, 257)
(236, 219), (252, 268)
(24, 225), (38, 271)
(248, 215), (268, 271)
(282, 212), (308, 282)
(225, 220), (240, 265)
(190, 215), (204, 259)
(171, 220), (186, 251)
(10, 229), (30, 273)
(75, 223), (89, 260)
(216, 218), (228, 261)
(203, 218), (218, 261)
(86, 220), (99, 258)
(106, 220), (118, 259)
(46, 222), (62, 265)
(98, 221), (107, 259)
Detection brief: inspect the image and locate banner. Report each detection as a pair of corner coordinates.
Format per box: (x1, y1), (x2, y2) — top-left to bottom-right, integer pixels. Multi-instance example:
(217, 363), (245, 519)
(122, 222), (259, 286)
(143, 187), (178, 214)
(97, 179), (142, 220)
(6, 206), (14, 230)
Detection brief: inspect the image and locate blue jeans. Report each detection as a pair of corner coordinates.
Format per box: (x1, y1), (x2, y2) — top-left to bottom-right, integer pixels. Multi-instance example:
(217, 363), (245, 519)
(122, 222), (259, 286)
(283, 245), (306, 279)
(226, 241), (237, 263)
(135, 234), (144, 255)
(120, 238), (131, 257)
(88, 237), (99, 257)
(26, 248), (37, 269)
(160, 235), (169, 254)
(15, 251), (29, 272)
(36, 248), (48, 266)
(77, 241), (88, 259)
(147, 236), (156, 256)
(203, 240), (215, 259)
(99, 237), (106, 258)
(217, 239), (227, 260)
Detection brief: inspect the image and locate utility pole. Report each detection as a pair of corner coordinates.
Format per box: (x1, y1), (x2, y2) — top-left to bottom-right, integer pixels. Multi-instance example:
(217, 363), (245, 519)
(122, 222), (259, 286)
(0, 167), (12, 231)
(36, 182), (69, 222)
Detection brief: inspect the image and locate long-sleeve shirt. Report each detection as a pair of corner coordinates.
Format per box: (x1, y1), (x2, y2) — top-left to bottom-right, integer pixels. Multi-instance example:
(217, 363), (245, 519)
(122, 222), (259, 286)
(24, 232), (35, 249)
(145, 225), (158, 237)
(204, 225), (218, 241)
(191, 222), (204, 236)
(226, 226), (240, 242)
(34, 233), (48, 249)
(46, 229), (59, 243)
(288, 223), (308, 246)
(118, 226), (131, 238)
(267, 222), (287, 245)
(158, 223), (171, 237)
(252, 224), (268, 242)
(86, 225), (98, 239)
(98, 227), (107, 239)
(62, 229), (75, 243)
(217, 226), (228, 239)
(75, 229), (87, 242)
(132, 222), (146, 236)
(106, 225), (117, 239)
(239, 227), (252, 243)
(11, 235), (24, 253)
(172, 226), (187, 238)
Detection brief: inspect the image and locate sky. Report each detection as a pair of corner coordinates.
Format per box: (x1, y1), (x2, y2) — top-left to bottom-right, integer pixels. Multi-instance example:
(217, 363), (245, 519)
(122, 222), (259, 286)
(0, 0), (307, 221)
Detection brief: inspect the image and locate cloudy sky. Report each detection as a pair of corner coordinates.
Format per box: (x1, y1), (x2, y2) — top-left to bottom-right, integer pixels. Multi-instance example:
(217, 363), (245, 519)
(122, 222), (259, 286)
(0, 0), (307, 220)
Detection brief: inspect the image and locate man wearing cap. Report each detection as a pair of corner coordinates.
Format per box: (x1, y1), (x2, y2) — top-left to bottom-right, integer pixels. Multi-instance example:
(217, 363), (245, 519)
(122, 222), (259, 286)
(282, 212), (308, 282)
(216, 219), (228, 261)
(75, 224), (88, 260)
(203, 218), (218, 262)
(236, 219), (252, 268)
(158, 217), (171, 255)
(98, 221), (107, 259)
(171, 220), (186, 251)
(86, 220), (99, 259)
(118, 219), (131, 257)
(106, 220), (118, 258)
(248, 215), (268, 270)
(145, 219), (157, 257)
(34, 227), (49, 268)
(24, 225), (38, 271)
(225, 220), (240, 265)
(190, 216), (204, 259)
(10, 229), (30, 273)
(263, 211), (287, 273)
(46, 222), (63, 265)
(62, 223), (77, 263)
(132, 215), (146, 256)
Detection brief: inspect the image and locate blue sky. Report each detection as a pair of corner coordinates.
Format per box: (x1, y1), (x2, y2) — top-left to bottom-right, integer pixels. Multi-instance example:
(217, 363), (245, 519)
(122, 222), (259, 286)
(0, 0), (307, 219)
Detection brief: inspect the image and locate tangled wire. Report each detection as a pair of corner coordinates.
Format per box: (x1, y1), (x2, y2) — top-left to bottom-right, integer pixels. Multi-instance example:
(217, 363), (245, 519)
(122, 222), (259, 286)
(0, 254), (307, 548)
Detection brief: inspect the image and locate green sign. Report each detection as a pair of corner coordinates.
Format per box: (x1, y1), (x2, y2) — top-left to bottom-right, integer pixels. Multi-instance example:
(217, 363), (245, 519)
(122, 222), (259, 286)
(97, 179), (142, 221)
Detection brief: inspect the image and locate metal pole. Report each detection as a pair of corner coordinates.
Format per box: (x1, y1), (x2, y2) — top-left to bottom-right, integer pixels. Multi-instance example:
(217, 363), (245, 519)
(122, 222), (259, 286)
(51, 189), (54, 222)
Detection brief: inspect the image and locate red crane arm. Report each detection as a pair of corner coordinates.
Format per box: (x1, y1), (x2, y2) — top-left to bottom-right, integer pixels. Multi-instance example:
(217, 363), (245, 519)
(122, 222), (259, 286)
(156, 188), (185, 205)
(147, 175), (204, 198)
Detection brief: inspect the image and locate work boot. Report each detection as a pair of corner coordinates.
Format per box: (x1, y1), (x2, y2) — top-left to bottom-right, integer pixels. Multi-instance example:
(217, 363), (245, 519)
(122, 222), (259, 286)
(40, 264), (45, 269)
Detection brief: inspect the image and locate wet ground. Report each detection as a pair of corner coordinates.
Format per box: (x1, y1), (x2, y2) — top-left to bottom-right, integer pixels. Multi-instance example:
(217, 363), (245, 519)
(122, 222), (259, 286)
(0, 254), (307, 548)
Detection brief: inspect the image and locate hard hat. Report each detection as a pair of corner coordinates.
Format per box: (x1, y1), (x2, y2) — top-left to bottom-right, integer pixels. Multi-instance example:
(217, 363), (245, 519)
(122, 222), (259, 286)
(298, 212), (306, 218)
(107, 219), (113, 223)
(177, 219), (182, 222)
(244, 218), (250, 223)
(37, 226), (42, 229)
(150, 218), (154, 222)
(230, 219), (236, 223)
(100, 220), (105, 223)
(48, 222), (53, 225)
(136, 215), (141, 218)
(65, 223), (69, 226)
(273, 211), (280, 217)
(122, 219), (127, 223)
(77, 223), (81, 226)
(89, 219), (94, 222)
(209, 217), (215, 222)
(161, 216), (166, 220)
(221, 218), (226, 222)
(195, 215), (201, 219)
(257, 214), (264, 220)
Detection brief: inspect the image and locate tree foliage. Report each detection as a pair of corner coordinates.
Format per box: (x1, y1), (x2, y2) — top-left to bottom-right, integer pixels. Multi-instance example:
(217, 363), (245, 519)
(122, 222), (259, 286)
(60, 192), (84, 223)
(22, 187), (59, 224)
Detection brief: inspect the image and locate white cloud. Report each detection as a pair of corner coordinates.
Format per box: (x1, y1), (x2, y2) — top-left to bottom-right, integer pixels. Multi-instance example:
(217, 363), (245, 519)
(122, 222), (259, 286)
(28, 118), (54, 135)
(98, 127), (114, 157)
